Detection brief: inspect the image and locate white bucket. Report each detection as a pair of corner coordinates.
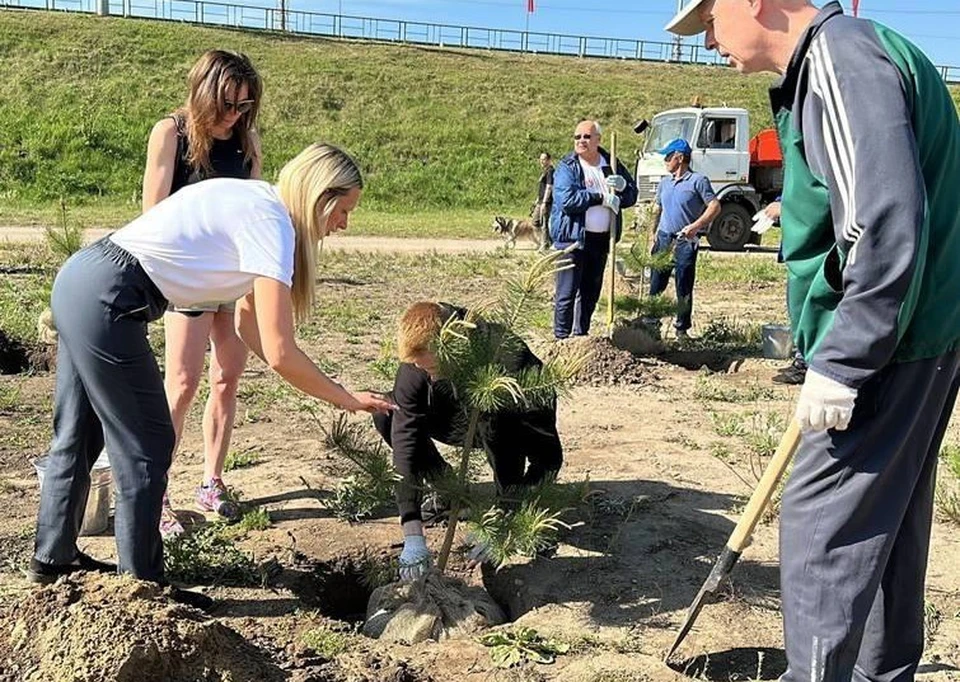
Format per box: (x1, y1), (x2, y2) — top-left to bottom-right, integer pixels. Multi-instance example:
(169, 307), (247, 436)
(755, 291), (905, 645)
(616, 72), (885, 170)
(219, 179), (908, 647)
(33, 450), (112, 536)
(761, 324), (794, 360)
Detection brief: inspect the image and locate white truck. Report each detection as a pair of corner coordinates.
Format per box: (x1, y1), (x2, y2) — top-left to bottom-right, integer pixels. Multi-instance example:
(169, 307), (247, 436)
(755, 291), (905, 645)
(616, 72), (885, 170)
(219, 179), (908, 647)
(633, 106), (783, 251)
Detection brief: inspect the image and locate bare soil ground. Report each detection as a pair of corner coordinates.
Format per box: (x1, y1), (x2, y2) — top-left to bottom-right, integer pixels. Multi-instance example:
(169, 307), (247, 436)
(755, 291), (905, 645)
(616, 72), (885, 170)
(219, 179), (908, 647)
(0, 244), (958, 682)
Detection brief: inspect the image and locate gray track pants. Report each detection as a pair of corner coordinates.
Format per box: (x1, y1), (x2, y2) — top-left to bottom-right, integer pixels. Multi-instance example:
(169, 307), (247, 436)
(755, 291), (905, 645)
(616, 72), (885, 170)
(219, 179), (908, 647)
(781, 349), (960, 682)
(34, 237), (172, 582)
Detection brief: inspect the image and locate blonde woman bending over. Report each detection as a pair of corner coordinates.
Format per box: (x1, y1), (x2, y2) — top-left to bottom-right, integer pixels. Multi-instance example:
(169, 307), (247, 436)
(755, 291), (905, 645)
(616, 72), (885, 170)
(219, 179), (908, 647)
(29, 144), (394, 610)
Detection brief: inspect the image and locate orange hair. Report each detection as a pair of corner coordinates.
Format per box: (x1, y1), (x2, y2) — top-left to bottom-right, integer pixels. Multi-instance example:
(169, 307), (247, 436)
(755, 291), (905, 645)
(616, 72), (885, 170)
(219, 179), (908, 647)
(397, 302), (444, 362)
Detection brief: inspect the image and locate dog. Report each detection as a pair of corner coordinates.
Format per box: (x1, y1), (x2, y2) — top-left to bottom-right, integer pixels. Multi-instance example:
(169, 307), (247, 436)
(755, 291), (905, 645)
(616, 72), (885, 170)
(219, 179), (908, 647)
(492, 215), (547, 250)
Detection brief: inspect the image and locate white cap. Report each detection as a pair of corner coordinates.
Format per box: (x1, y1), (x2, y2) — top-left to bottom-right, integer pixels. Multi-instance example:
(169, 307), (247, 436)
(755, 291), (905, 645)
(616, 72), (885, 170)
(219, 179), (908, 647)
(665, 0), (710, 36)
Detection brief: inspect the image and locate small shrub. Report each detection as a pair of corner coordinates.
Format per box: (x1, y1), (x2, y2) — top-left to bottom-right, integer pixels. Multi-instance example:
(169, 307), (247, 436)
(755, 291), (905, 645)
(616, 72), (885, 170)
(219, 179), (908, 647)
(925, 601), (943, 644)
(712, 412), (747, 438)
(359, 554), (399, 590)
(300, 627), (352, 659)
(232, 507), (271, 534)
(0, 381), (22, 412)
(223, 448), (262, 472)
(44, 200), (85, 262)
(164, 523), (261, 586)
(479, 627), (570, 668)
(699, 318), (762, 348)
(328, 474), (396, 522)
(370, 340), (400, 384)
(936, 483), (960, 525)
(466, 501), (569, 568)
(319, 413), (400, 522)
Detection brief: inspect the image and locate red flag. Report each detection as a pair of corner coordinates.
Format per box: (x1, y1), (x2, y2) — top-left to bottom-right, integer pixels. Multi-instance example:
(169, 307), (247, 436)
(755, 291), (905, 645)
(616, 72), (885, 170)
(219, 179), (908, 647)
(852, 0), (859, 17)
(527, 0), (534, 13)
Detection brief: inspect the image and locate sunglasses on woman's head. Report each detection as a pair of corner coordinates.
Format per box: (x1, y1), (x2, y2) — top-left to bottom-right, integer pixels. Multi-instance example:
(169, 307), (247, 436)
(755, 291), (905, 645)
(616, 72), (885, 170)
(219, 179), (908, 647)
(224, 99), (255, 114)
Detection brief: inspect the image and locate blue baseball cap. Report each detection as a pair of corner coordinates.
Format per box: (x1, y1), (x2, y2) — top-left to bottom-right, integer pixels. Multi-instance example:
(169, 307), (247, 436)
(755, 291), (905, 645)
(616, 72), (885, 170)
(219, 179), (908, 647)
(659, 138), (692, 157)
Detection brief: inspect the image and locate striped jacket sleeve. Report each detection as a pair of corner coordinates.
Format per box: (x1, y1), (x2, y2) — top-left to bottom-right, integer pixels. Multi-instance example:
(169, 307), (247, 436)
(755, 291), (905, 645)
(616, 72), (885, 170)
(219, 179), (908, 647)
(800, 22), (926, 388)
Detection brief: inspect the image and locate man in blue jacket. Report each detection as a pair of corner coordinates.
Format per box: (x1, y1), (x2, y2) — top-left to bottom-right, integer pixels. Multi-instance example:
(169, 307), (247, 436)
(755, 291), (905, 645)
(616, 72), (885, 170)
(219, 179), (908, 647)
(550, 120), (638, 339)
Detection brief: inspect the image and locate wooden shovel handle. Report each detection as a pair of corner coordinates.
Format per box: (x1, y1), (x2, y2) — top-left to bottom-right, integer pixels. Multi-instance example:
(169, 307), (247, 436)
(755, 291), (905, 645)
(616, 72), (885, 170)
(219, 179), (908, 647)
(728, 420), (802, 552)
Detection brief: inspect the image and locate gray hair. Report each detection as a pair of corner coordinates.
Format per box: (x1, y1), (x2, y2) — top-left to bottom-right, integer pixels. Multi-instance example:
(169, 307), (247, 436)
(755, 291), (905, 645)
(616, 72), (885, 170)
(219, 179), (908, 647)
(576, 119), (602, 137)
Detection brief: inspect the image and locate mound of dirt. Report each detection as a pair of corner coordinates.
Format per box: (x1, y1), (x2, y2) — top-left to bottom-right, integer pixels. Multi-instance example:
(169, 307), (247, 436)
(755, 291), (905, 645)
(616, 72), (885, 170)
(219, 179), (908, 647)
(0, 573), (284, 682)
(363, 571), (506, 644)
(562, 336), (654, 387)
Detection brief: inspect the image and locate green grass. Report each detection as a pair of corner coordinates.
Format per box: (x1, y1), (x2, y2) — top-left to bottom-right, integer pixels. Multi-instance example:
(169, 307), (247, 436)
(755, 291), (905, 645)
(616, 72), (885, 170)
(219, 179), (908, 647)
(223, 448), (262, 472)
(300, 627), (353, 659)
(0, 273), (52, 346)
(693, 374), (775, 403)
(936, 483), (960, 526)
(0, 10), (785, 225)
(940, 443), (960, 480)
(0, 380), (22, 412)
(163, 522), (262, 586)
(232, 507), (272, 534)
(697, 252), (786, 286)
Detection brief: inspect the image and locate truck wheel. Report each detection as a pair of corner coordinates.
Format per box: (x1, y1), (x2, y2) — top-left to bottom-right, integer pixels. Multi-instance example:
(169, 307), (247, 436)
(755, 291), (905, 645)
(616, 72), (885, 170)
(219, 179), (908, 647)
(707, 203), (753, 252)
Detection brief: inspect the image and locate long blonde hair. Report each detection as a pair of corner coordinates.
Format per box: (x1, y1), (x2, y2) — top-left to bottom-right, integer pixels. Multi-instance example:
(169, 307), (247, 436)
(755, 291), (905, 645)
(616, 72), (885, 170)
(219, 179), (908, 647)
(177, 50), (262, 172)
(276, 143), (363, 323)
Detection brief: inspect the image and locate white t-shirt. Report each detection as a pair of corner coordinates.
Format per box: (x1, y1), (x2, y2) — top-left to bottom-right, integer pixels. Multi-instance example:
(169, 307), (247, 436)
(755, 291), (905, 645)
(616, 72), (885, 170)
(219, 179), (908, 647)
(579, 156), (611, 234)
(110, 179), (295, 307)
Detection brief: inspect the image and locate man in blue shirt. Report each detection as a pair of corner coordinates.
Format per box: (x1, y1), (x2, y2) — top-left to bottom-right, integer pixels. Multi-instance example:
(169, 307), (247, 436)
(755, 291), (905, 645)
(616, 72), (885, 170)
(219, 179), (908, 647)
(649, 138), (720, 338)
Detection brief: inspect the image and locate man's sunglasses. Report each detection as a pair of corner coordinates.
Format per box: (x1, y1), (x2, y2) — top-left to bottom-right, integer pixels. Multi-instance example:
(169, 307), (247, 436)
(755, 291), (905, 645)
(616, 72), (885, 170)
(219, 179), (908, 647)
(573, 134), (592, 140)
(224, 99), (255, 114)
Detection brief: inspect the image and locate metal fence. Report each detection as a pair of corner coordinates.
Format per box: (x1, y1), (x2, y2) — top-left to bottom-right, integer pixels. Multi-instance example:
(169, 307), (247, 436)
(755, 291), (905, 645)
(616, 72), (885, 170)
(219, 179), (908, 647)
(3, 0), (959, 82)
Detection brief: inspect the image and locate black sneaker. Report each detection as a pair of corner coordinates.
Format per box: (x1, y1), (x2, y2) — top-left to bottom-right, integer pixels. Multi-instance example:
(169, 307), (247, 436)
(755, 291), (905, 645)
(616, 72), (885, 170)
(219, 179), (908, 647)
(773, 363), (807, 385)
(25, 552), (117, 585)
(168, 586), (215, 612)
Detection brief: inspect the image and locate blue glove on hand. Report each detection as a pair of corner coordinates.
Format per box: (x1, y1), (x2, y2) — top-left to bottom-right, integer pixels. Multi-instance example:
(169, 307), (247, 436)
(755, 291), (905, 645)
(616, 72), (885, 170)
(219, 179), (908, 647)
(605, 174), (627, 193)
(601, 192), (621, 214)
(398, 534), (432, 582)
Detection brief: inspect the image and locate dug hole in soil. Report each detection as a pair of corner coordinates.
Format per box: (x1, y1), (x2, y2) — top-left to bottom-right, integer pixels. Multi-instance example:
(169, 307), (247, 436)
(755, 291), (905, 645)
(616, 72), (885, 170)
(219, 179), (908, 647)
(0, 328), (54, 375)
(287, 551), (508, 645)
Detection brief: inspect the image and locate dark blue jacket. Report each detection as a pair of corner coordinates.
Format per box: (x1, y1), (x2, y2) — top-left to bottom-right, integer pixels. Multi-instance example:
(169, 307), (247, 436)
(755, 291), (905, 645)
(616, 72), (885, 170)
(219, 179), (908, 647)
(549, 148), (638, 249)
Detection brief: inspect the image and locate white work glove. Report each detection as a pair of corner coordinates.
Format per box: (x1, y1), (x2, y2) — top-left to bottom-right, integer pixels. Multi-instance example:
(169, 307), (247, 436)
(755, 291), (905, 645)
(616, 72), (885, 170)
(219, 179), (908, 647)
(605, 174), (627, 193)
(795, 368), (858, 432)
(398, 534), (432, 582)
(601, 192), (621, 214)
(751, 209), (775, 234)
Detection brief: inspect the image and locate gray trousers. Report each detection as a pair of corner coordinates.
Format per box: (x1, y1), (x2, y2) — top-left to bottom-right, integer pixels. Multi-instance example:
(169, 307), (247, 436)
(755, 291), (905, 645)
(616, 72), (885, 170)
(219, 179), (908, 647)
(781, 349), (960, 682)
(34, 237), (172, 582)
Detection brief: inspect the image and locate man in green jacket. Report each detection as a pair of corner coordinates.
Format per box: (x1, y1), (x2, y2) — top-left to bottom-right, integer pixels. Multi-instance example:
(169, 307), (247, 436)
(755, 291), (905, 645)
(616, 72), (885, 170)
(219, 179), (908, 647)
(667, 1), (960, 679)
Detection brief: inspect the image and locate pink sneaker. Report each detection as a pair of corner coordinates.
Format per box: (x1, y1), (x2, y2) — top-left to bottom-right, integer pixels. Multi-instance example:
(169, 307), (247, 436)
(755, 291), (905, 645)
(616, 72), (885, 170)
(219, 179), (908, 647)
(196, 477), (242, 522)
(160, 493), (184, 539)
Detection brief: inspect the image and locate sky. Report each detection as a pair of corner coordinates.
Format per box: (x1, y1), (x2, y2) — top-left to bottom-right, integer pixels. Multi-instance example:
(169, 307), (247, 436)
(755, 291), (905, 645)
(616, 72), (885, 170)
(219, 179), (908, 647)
(274, 0), (960, 68)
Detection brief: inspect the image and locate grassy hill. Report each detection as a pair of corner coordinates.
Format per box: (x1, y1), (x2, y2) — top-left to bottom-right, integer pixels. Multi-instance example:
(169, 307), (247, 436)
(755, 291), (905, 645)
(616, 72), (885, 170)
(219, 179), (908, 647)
(1, 9), (958, 235)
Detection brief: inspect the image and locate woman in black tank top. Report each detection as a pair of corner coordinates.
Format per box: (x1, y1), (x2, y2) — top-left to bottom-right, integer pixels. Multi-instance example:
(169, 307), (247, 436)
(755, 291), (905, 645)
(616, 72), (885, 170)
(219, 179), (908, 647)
(167, 112), (252, 194)
(140, 50), (263, 538)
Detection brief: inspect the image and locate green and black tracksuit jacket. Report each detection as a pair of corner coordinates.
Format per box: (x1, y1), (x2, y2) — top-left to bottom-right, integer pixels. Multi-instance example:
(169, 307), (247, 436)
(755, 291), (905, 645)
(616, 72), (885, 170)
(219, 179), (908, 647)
(771, 2), (960, 389)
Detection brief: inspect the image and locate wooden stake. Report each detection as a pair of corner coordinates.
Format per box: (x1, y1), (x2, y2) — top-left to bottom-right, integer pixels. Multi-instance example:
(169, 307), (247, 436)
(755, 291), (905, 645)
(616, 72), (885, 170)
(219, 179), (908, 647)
(606, 131), (618, 339)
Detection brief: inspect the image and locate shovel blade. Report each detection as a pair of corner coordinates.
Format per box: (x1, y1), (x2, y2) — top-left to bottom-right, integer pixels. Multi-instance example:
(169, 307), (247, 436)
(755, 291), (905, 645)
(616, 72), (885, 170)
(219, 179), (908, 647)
(665, 545), (741, 662)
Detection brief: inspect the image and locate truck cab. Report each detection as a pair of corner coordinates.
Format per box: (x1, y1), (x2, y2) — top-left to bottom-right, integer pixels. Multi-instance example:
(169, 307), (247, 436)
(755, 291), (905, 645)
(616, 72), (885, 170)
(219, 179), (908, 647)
(635, 107), (782, 251)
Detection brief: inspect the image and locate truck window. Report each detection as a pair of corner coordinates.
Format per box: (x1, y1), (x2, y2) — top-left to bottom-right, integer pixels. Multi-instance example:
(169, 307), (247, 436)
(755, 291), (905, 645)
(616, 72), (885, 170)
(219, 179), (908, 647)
(698, 118), (738, 150)
(644, 114), (698, 155)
